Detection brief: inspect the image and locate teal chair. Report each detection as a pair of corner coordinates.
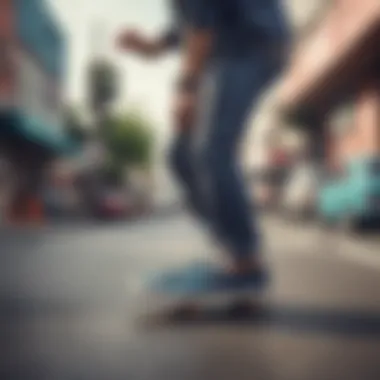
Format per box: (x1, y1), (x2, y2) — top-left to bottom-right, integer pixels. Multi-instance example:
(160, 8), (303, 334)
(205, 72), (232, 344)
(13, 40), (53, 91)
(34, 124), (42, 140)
(319, 156), (380, 228)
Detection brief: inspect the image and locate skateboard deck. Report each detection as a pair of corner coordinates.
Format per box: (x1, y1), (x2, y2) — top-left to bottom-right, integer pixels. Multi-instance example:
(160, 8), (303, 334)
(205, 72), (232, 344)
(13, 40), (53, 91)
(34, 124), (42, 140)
(127, 262), (268, 324)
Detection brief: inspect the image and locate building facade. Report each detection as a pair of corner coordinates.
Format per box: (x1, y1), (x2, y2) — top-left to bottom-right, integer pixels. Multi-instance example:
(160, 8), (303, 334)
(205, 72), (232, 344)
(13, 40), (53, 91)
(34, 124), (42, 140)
(0, 0), (76, 222)
(280, 0), (380, 169)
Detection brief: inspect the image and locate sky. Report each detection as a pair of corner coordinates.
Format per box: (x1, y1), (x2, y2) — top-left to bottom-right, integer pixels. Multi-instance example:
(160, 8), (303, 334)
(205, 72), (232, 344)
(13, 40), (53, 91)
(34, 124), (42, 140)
(49, 0), (179, 143)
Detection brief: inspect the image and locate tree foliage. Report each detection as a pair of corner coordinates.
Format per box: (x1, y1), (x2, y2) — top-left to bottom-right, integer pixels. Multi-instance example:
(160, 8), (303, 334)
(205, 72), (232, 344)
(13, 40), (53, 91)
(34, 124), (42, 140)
(102, 111), (155, 170)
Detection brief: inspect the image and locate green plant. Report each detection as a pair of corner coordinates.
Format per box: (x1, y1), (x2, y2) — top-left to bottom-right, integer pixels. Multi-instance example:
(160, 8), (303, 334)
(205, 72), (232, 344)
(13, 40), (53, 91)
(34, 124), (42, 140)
(102, 111), (155, 169)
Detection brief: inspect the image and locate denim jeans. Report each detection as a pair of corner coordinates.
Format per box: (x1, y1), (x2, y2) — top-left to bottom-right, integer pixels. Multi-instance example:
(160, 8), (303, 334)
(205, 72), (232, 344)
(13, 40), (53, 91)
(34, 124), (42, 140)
(170, 49), (284, 259)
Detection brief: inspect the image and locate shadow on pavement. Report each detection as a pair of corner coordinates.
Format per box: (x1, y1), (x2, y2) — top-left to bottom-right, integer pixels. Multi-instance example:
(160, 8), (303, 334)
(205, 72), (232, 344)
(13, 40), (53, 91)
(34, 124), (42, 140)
(142, 303), (380, 338)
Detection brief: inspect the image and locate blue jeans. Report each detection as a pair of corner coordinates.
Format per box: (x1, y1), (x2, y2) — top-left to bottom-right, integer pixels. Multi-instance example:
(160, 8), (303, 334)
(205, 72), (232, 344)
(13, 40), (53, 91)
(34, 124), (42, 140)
(170, 50), (284, 259)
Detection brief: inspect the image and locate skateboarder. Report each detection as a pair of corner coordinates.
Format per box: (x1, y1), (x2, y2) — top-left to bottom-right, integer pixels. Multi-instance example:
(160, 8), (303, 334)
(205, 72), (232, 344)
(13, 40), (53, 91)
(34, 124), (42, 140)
(118, 0), (290, 290)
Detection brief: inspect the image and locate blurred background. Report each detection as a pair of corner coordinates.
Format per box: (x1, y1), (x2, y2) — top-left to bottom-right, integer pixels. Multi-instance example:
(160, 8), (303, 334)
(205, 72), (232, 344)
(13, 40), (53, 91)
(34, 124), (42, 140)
(1, 0), (380, 379)
(1, 0), (380, 229)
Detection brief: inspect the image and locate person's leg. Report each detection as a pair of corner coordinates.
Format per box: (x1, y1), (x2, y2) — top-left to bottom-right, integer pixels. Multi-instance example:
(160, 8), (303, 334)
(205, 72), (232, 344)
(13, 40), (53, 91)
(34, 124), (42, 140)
(169, 112), (230, 252)
(197, 52), (284, 274)
(169, 129), (207, 222)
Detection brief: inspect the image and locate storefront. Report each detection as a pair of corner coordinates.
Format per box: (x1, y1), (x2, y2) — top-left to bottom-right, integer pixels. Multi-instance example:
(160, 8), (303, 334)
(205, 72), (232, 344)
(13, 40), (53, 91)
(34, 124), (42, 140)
(0, 0), (78, 223)
(279, 0), (380, 167)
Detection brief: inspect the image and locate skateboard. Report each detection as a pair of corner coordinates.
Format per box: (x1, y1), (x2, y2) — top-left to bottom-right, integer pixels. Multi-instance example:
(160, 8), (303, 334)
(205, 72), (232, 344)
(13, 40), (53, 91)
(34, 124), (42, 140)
(127, 262), (268, 324)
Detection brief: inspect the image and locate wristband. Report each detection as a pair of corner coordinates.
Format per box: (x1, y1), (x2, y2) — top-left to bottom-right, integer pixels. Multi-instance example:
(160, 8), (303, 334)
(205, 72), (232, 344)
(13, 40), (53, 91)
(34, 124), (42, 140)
(176, 75), (200, 94)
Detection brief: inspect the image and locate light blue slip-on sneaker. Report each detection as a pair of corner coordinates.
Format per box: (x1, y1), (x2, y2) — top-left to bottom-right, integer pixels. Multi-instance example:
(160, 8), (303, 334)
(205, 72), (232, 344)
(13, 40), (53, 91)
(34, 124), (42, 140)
(148, 261), (269, 297)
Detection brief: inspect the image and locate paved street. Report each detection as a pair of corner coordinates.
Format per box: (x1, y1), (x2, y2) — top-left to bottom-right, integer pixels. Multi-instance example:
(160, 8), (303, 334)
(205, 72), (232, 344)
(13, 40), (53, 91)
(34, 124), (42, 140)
(1, 213), (380, 380)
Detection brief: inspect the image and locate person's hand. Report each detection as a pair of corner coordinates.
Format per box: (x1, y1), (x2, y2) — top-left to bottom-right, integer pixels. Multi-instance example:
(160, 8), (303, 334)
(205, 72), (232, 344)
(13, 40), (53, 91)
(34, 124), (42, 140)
(116, 29), (160, 58)
(173, 91), (198, 131)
